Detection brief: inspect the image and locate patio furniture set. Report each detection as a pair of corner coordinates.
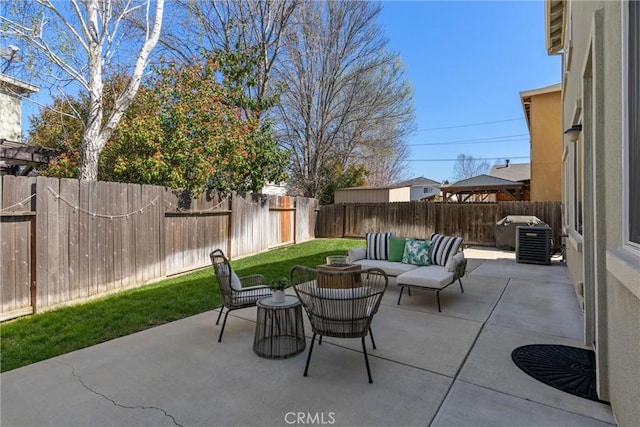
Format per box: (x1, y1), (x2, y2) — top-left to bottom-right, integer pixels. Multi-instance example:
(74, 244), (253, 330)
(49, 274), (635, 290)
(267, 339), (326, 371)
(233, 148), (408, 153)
(209, 232), (466, 383)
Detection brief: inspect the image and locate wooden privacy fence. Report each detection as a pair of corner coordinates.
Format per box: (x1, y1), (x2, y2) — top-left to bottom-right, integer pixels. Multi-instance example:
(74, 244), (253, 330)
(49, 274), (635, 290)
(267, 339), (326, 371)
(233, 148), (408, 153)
(0, 176), (317, 320)
(316, 201), (562, 248)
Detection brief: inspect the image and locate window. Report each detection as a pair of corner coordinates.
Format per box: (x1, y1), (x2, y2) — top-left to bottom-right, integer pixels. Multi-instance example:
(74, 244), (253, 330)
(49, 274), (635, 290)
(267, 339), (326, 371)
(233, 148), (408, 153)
(423, 187), (429, 194)
(575, 135), (583, 235)
(625, 1), (640, 245)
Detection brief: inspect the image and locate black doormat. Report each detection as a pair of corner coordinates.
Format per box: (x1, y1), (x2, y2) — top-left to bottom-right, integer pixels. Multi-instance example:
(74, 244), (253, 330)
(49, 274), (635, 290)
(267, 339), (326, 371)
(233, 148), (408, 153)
(511, 344), (607, 403)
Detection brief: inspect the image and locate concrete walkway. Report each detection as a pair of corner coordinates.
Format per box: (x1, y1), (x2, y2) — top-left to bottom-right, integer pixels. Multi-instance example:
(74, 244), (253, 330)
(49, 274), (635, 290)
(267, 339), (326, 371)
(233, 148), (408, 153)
(1, 248), (616, 427)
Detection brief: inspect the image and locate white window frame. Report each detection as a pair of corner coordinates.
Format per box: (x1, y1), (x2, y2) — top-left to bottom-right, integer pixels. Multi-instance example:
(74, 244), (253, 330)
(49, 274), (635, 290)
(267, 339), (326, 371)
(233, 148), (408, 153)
(622, 1), (640, 253)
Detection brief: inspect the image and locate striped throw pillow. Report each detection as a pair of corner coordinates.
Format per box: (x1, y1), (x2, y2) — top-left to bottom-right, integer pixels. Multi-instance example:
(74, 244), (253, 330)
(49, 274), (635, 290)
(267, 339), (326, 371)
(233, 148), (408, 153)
(366, 232), (395, 260)
(429, 234), (463, 266)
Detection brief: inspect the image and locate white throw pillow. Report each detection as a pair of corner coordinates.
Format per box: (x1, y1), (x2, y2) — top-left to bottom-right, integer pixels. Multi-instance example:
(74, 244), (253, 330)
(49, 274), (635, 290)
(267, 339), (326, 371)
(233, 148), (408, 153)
(445, 252), (465, 272)
(217, 263), (243, 290)
(348, 247), (366, 262)
(230, 270), (242, 291)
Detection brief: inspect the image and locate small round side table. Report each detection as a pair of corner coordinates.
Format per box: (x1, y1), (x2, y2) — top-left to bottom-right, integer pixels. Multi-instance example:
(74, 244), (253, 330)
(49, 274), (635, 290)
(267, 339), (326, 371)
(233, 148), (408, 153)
(254, 295), (306, 359)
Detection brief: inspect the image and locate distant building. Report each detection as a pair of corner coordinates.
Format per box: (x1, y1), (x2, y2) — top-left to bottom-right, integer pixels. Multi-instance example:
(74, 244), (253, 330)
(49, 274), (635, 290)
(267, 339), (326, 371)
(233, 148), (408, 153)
(489, 161), (531, 201)
(393, 177), (441, 200)
(0, 74), (38, 141)
(260, 182), (288, 196)
(520, 83), (562, 201)
(441, 174), (524, 202)
(0, 74), (58, 176)
(334, 176), (441, 204)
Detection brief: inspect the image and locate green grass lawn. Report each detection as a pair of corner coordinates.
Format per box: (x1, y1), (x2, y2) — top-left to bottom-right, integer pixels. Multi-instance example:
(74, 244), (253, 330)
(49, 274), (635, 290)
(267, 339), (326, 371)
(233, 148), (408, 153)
(0, 238), (363, 373)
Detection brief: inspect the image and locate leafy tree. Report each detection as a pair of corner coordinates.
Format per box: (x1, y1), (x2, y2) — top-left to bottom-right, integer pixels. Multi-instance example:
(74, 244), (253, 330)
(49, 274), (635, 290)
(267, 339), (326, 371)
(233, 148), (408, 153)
(317, 161), (369, 205)
(29, 56), (289, 196)
(148, 0), (413, 198)
(1, 0), (165, 181)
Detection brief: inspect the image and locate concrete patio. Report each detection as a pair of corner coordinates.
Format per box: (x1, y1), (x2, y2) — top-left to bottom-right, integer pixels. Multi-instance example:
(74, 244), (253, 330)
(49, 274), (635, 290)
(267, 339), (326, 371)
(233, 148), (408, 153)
(1, 247), (616, 426)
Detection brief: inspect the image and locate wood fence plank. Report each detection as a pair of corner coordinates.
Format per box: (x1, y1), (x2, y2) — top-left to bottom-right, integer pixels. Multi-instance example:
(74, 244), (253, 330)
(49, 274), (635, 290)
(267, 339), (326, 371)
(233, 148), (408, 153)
(13, 177), (33, 311)
(157, 186), (166, 278)
(45, 177), (61, 305)
(78, 180), (91, 297)
(1, 176), (17, 312)
(60, 179), (78, 301)
(94, 182), (107, 293)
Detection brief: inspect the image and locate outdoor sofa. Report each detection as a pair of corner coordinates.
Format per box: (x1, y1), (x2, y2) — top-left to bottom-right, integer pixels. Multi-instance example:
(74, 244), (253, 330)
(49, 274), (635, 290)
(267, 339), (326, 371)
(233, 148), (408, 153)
(347, 233), (467, 312)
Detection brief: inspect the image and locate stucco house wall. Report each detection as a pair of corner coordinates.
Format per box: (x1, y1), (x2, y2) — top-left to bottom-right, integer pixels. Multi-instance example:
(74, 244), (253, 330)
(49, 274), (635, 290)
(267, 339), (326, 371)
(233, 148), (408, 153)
(409, 185), (439, 200)
(548, 1), (640, 424)
(334, 185), (412, 204)
(529, 90), (563, 201)
(0, 74), (37, 141)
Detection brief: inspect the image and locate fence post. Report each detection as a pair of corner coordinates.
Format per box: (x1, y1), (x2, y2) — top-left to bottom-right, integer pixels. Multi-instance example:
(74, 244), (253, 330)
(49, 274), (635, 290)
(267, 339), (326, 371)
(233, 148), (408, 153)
(342, 204), (346, 238)
(227, 192), (233, 259)
(293, 198), (297, 244)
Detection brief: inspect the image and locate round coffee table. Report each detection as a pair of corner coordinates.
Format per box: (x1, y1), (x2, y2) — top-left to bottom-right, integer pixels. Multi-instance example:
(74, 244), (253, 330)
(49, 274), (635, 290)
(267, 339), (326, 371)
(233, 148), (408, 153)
(254, 295), (306, 359)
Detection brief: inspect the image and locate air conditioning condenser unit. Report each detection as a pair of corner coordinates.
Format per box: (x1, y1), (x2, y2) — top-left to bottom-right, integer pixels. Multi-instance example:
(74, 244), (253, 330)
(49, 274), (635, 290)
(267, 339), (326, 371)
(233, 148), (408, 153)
(516, 226), (552, 265)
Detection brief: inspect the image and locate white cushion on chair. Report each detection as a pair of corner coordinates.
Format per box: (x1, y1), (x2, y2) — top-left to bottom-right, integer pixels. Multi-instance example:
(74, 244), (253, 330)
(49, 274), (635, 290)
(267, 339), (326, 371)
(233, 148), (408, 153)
(308, 286), (372, 320)
(230, 271), (242, 291)
(233, 286), (270, 301)
(396, 266), (454, 290)
(217, 264), (243, 290)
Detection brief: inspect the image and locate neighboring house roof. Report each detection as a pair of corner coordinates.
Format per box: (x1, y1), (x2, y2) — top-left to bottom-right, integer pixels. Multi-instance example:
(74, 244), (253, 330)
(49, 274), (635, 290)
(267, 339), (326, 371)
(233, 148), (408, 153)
(545, 0), (565, 55)
(520, 83), (561, 131)
(394, 176), (441, 187)
(489, 163), (530, 182)
(0, 74), (38, 95)
(442, 174), (523, 190)
(339, 184), (399, 191)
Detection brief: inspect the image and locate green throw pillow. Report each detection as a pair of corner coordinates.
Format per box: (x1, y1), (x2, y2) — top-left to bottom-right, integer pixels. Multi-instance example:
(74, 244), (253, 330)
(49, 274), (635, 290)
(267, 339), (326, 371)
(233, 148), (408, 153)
(402, 239), (432, 266)
(388, 237), (407, 262)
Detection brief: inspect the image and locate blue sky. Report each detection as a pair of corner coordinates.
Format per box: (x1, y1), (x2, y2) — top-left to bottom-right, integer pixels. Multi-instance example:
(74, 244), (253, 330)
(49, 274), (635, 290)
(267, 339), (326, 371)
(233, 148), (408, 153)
(378, 1), (561, 182)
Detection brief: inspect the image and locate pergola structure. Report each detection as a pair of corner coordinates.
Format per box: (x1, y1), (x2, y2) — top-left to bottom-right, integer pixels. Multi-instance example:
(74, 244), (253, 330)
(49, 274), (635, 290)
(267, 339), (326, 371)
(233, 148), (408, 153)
(440, 174), (525, 202)
(0, 139), (62, 176)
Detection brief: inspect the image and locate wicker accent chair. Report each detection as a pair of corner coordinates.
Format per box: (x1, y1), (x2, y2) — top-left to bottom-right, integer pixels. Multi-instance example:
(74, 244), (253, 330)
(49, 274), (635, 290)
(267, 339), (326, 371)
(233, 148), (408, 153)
(290, 266), (388, 383)
(210, 249), (272, 342)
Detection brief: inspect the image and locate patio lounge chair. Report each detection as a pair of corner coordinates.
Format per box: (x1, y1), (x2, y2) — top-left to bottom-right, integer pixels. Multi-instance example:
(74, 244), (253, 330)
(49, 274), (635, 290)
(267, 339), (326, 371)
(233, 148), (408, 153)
(290, 266), (388, 383)
(210, 249), (272, 342)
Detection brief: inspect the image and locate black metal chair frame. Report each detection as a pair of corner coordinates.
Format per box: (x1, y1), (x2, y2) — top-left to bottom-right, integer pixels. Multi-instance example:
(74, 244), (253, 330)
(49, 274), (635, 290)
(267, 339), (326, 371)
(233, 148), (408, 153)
(291, 266), (388, 383)
(210, 249), (272, 342)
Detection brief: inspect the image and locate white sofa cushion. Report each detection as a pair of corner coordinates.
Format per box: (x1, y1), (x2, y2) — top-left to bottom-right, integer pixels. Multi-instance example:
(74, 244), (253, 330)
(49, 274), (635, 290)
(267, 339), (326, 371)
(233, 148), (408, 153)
(396, 266), (454, 290)
(355, 259), (419, 276)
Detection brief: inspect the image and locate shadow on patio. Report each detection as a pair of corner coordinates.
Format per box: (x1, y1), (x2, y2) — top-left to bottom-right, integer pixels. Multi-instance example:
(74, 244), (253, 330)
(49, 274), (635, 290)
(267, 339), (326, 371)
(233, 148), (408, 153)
(0, 247), (615, 426)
